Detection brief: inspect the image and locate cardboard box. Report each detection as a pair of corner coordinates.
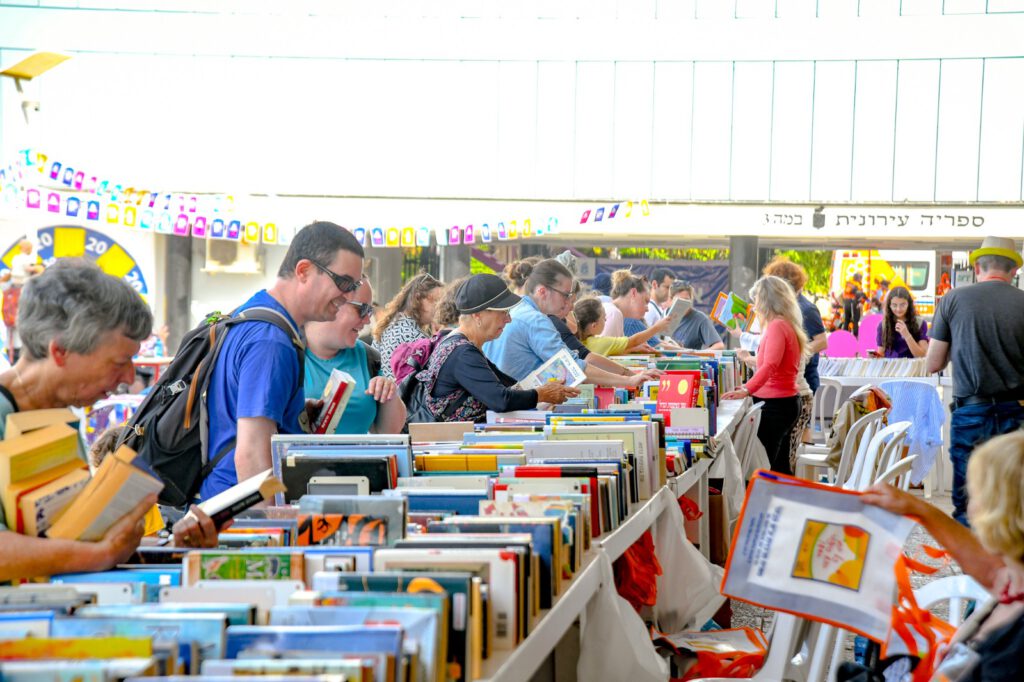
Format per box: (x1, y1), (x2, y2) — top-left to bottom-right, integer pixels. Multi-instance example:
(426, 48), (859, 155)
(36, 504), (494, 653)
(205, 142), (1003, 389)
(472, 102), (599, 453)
(709, 477), (730, 566)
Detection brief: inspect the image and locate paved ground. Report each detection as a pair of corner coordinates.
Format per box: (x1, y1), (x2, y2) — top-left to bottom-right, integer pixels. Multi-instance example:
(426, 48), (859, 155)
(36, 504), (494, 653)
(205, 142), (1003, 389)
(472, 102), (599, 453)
(729, 489), (961, 662)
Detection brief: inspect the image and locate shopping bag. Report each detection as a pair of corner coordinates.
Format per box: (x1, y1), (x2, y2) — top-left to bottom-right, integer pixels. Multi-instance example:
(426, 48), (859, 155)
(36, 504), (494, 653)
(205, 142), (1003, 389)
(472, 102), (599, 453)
(721, 470), (915, 642)
(578, 552), (669, 682)
(654, 626), (768, 680)
(651, 487), (725, 633)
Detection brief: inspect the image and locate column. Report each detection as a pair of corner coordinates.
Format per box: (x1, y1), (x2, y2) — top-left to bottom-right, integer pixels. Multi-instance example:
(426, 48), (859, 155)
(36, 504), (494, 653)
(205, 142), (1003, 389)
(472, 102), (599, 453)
(440, 245), (471, 282)
(728, 236), (758, 348)
(366, 246), (404, 307)
(161, 234), (192, 354)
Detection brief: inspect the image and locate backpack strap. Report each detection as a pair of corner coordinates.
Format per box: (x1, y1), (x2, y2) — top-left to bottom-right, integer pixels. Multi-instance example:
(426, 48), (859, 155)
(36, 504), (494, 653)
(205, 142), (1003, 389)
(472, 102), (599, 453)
(199, 306), (307, 478)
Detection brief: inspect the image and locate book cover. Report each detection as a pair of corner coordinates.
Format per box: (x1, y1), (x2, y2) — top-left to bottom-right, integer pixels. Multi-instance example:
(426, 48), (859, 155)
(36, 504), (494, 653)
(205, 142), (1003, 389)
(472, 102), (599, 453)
(201, 657), (374, 679)
(314, 369), (356, 434)
(183, 552), (304, 584)
(0, 635), (153, 659)
(710, 291), (755, 331)
(196, 468), (286, 529)
(278, 455), (394, 502)
(297, 495), (406, 546)
(19, 465), (90, 537)
(656, 371), (703, 427)
(78, 602), (256, 627)
(514, 349), (586, 390)
(295, 513), (388, 546)
(0, 658), (158, 681)
(46, 445), (164, 542)
(664, 297), (693, 328)
(4, 408), (78, 440)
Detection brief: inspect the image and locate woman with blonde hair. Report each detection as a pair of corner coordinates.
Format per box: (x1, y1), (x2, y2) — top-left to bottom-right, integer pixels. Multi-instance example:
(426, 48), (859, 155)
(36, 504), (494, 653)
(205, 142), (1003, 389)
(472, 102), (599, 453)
(859, 431), (1024, 678)
(372, 272), (445, 378)
(721, 275), (807, 474)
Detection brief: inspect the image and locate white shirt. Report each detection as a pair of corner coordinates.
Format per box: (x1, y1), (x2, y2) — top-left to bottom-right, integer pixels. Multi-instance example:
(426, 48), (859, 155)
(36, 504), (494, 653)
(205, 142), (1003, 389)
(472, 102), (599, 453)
(10, 253), (35, 286)
(644, 300), (666, 328)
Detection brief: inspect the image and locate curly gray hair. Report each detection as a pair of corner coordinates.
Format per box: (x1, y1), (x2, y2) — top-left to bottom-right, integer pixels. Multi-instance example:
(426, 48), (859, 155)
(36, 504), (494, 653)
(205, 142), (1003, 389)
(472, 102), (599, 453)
(18, 259), (153, 360)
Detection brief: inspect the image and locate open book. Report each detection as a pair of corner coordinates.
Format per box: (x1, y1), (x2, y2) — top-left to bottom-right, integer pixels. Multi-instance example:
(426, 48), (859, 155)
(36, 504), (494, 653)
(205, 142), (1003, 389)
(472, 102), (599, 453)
(664, 297), (693, 329)
(711, 292), (755, 331)
(515, 348), (586, 390)
(196, 468), (286, 529)
(313, 368), (356, 434)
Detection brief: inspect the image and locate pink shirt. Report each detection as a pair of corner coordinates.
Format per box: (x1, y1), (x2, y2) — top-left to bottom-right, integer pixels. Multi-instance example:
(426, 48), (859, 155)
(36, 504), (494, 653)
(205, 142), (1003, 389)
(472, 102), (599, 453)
(744, 318), (800, 398)
(601, 300), (625, 337)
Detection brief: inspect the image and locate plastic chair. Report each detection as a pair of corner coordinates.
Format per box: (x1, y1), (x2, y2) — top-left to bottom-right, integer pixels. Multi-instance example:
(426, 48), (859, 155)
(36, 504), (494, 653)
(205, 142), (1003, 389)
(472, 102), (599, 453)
(808, 378), (842, 445)
(691, 612), (823, 681)
(915, 574), (991, 627)
(875, 454), (918, 490)
(844, 421), (911, 491)
(797, 408), (886, 486)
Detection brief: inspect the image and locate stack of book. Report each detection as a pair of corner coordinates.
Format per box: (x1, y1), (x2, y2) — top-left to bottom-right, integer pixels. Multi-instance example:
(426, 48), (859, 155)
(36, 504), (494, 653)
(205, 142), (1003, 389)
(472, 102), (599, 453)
(818, 356), (929, 378)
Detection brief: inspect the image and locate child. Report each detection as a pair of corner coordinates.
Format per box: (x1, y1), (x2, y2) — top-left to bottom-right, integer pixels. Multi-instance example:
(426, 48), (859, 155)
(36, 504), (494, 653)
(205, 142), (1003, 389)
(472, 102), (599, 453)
(573, 297), (668, 356)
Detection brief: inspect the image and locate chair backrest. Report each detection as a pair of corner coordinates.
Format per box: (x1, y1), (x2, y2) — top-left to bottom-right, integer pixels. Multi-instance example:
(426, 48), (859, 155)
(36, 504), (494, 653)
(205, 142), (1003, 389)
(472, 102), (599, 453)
(833, 408), (887, 488)
(914, 575), (991, 628)
(875, 454), (918, 490)
(845, 421), (911, 491)
(812, 378), (842, 441)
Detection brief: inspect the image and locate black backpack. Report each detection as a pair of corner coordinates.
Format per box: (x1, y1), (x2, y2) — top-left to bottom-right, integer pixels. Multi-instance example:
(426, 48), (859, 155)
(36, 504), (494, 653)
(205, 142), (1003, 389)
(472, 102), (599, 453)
(117, 307), (304, 507)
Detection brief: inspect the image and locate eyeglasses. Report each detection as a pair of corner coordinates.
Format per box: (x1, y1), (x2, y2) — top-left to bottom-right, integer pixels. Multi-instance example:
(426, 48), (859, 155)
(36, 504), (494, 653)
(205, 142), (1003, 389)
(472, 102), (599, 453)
(346, 301), (375, 319)
(311, 261), (362, 294)
(547, 285), (574, 300)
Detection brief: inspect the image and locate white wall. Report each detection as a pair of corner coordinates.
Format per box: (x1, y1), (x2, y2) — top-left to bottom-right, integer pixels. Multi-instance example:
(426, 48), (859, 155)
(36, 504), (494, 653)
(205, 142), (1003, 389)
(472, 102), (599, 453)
(1, 2), (1023, 214)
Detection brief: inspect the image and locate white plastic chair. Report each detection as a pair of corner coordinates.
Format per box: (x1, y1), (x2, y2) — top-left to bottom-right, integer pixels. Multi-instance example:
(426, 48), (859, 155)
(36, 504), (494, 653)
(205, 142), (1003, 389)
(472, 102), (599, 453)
(915, 574), (991, 627)
(874, 454), (919, 490)
(797, 408), (886, 486)
(808, 378), (842, 444)
(844, 421), (911, 491)
(692, 611), (823, 681)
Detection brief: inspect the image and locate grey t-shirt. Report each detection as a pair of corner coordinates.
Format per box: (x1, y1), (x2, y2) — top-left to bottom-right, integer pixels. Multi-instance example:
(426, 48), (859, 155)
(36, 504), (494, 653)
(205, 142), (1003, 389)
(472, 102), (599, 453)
(671, 310), (723, 350)
(929, 280), (1024, 399)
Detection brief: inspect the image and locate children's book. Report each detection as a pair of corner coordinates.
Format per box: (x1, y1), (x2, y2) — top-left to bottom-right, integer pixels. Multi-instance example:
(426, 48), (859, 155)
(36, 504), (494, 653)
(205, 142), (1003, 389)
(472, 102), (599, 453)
(711, 291), (755, 331)
(656, 371), (703, 427)
(313, 369), (356, 434)
(515, 349), (586, 390)
(721, 470), (916, 642)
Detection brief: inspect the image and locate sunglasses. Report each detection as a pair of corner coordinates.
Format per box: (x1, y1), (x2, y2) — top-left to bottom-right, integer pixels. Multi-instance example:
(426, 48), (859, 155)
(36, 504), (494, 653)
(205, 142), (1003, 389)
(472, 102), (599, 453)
(346, 301), (375, 319)
(312, 261), (362, 294)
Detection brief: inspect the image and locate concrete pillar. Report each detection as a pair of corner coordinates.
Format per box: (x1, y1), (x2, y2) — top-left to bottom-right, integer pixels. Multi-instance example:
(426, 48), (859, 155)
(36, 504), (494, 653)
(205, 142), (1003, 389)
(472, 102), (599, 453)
(365, 246), (404, 307)
(440, 245), (471, 282)
(161, 234), (192, 354)
(728, 236), (758, 347)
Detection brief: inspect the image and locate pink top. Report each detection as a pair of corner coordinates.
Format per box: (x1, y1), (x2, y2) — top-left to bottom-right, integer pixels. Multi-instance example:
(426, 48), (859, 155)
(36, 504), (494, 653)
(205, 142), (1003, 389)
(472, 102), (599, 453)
(744, 318), (800, 398)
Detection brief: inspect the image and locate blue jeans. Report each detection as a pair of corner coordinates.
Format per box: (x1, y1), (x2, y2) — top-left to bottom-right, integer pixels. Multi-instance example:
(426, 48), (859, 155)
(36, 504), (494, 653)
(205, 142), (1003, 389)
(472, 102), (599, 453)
(949, 400), (1024, 526)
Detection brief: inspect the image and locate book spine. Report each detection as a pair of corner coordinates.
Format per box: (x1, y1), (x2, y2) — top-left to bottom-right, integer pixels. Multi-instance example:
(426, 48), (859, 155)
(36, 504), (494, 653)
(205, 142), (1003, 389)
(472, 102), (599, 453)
(210, 490), (265, 528)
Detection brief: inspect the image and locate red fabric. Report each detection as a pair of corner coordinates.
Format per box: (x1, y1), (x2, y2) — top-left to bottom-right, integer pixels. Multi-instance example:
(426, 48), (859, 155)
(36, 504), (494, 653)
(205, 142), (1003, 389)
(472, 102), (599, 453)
(743, 319), (800, 398)
(2, 285), (20, 328)
(614, 529), (663, 612)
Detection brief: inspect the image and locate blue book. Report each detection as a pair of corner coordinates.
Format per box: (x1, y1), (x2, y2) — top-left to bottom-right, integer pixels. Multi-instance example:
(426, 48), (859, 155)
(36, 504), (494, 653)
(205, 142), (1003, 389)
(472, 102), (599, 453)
(52, 568), (181, 603)
(77, 602), (255, 626)
(0, 610), (54, 638)
(461, 432), (545, 444)
(403, 491), (488, 516)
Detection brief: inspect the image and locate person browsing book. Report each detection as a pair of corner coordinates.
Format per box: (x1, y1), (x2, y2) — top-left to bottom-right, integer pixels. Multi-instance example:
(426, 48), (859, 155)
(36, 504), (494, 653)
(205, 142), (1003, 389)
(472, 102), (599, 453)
(874, 286), (929, 359)
(483, 259), (654, 390)
(0, 261), (157, 580)
(668, 281), (725, 351)
(420, 274), (579, 422)
(200, 222), (365, 500)
(304, 277), (407, 434)
(721, 276), (806, 475)
(574, 297), (672, 356)
(857, 430), (1024, 680)
(372, 273), (445, 379)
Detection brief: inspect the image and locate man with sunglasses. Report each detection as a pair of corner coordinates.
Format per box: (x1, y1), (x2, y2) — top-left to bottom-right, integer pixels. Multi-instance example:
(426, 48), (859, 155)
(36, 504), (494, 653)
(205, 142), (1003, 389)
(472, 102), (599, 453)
(200, 221), (365, 499)
(304, 277), (406, 435)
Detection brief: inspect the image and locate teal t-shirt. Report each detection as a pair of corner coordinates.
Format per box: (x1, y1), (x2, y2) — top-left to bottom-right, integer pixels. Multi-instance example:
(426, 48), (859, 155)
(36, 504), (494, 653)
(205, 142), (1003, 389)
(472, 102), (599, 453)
(0, 387), (15, 441)
(304, 342), (377, 434)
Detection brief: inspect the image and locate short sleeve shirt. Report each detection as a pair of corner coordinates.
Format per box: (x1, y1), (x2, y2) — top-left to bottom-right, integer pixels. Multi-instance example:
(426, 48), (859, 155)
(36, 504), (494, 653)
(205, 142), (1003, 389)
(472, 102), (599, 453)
(671, 310), (722, 349)
(304, 342), (377, 435)
(200, 290), (305, 499)
(798, 295), (827, 391)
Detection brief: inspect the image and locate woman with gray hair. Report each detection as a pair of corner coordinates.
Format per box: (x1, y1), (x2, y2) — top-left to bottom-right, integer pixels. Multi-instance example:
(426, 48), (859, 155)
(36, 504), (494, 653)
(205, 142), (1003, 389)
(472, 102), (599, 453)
(0, 259), (157, 581)
(721, 275), (807, 475)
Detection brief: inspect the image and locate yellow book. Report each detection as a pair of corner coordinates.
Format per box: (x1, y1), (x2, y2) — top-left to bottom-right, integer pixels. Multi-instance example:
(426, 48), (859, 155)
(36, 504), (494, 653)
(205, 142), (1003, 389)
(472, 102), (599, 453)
(4, 408), (78, 440)
(1, 458), (86, 532)
(19, 465), (91, 537)
(0, 423), (79, 490)
(415, 454), (497, 472)
(0, 636), (153, 659)
(46, 445), (164, 542)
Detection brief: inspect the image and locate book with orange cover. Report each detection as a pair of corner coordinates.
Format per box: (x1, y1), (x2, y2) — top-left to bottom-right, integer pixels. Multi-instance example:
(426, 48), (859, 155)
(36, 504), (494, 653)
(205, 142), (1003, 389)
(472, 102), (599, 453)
(0, 635), (153, 659)
(0, 422), (80, 490)
(46, 445), (164, 542)
(1, 458), (87, 533)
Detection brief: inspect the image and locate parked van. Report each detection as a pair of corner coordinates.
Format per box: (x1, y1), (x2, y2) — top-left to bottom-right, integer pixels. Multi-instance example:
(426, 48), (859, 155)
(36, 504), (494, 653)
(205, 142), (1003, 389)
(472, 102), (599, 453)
(829, 250), (937, 324)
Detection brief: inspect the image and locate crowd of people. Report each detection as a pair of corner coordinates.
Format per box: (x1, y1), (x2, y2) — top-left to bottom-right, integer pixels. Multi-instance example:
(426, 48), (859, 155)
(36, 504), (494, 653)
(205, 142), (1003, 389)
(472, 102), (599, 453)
(1, 223), (1022, 677)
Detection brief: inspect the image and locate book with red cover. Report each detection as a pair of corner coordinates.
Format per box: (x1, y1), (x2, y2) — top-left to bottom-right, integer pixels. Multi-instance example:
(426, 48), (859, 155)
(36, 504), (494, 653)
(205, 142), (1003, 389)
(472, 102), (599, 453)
(313, 369), (356, 434)
(594, 387), (615, 410)
(656, 370), (702, 427)
(499, 466), (601, 537)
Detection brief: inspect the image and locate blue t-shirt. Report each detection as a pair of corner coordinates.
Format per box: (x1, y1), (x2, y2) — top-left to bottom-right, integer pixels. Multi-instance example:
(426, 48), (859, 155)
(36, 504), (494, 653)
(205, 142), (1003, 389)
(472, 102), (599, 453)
(200, 290), (305, 500)
(623, 317), (658, 351)
(304, 342), (377, 435)
(798, 294), (826, 393)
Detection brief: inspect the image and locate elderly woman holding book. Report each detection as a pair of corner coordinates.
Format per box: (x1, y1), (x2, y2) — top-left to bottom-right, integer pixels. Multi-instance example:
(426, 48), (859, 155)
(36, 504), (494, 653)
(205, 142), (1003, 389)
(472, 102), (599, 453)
(420, 274), (579, 423)
(0, 260), (159, 580)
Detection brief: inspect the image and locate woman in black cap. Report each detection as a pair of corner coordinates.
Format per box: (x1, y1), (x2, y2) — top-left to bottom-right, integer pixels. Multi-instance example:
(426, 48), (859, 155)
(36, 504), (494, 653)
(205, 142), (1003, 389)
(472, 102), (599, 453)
(417, 274), (580, 422)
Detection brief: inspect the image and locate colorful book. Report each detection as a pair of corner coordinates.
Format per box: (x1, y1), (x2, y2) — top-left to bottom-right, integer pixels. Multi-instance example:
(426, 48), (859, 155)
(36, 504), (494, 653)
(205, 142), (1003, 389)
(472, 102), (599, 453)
(711, 291), (755, 331)
(515, 348), (586, 390)
(183, 551), (305, 584)
(0, 636), (153, 659)
(656, 370), (703, 427)
(314, 368), (356, 434)
(2, 459), (87, 534)
(46, 445), (164, 542)
(295, 513), (388, 546)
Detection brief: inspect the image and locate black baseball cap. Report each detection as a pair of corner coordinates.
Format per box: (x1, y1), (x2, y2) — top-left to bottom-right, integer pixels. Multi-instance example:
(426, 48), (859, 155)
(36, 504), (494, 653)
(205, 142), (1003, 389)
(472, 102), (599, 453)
(455, 274), (522, 314)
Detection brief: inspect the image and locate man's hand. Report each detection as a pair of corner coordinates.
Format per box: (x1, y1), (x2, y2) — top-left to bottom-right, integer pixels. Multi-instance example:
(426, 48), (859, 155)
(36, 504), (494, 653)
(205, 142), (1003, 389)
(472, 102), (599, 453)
(173, 505), (227, 548)
(366, 376), (398, 403)
(95, 494), (157, 568)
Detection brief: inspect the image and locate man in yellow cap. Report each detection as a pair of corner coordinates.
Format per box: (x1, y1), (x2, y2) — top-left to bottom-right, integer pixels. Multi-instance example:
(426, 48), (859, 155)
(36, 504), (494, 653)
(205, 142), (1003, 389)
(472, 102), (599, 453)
(927, 236), (1024, 526)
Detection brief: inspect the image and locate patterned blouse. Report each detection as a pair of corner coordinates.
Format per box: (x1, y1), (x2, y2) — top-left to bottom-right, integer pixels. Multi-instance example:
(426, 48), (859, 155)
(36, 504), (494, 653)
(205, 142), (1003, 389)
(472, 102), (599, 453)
(373, 312), (429, 379)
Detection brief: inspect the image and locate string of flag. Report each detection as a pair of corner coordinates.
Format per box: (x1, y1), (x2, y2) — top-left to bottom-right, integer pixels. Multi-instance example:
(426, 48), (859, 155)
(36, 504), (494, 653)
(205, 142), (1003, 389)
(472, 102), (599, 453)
(0, 149), (651, 248)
